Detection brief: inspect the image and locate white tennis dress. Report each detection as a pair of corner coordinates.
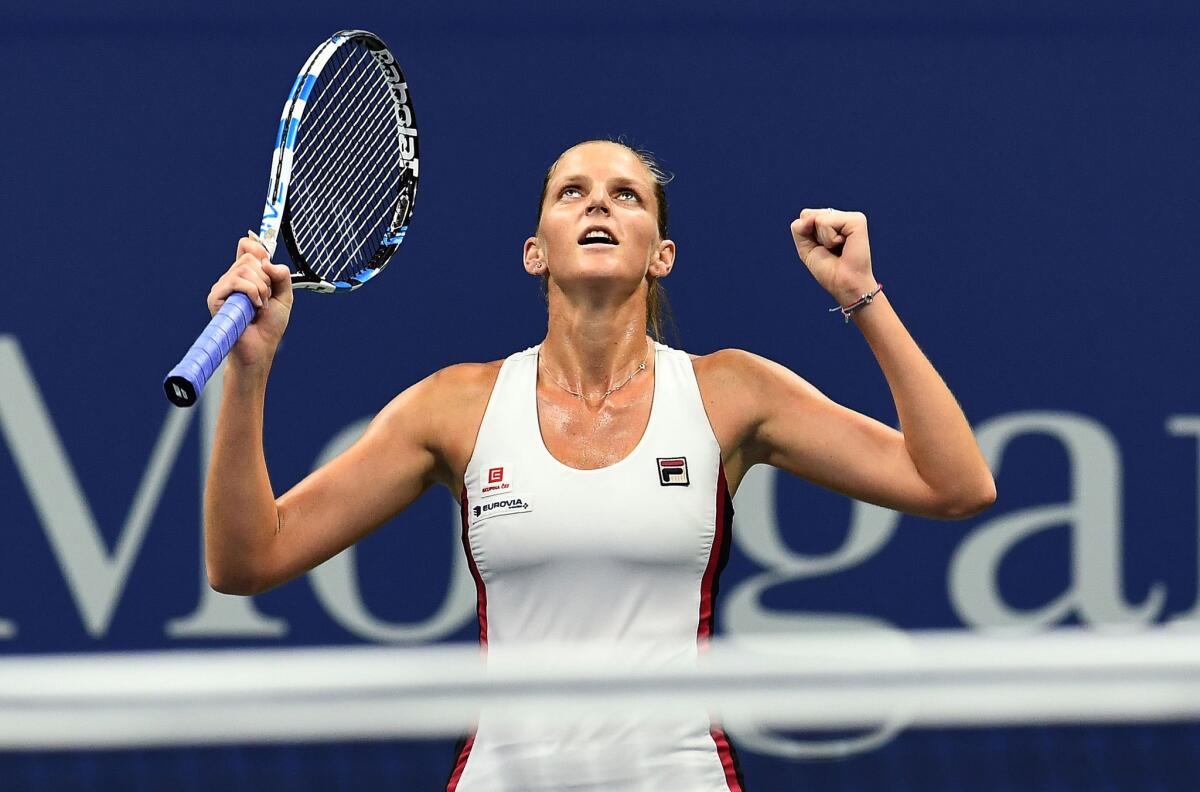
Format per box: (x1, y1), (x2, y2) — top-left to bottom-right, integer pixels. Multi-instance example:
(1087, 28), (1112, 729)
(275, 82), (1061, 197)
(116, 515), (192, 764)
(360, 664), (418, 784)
(446, 343), (744, 792)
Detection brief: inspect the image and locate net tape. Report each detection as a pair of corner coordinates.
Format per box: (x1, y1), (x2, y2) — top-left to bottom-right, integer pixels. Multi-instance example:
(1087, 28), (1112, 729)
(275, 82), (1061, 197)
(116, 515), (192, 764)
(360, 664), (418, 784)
(3, 628), (1199, 750)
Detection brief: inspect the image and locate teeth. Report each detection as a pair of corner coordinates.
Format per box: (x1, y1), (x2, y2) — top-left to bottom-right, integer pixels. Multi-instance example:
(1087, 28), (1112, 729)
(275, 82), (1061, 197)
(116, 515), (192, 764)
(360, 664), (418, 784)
(585, 230), (613, 241)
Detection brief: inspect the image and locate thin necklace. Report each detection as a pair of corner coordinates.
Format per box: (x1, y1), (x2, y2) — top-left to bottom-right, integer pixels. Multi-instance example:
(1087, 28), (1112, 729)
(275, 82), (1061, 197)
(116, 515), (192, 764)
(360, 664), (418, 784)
(540, 343), (650, 402)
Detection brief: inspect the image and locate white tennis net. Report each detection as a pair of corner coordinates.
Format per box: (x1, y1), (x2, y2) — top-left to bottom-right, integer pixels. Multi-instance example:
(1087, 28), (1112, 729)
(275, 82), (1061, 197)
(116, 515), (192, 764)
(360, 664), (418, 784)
(3, 627), (1198, 750)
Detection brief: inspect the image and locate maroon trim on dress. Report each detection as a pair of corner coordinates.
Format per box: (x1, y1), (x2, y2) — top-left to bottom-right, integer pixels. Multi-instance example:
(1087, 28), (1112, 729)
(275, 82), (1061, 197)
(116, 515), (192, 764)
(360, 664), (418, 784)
(710, 726), (745, 792)
(447, 488), (487, 789)
(460, 487), (488, 648)
(699, 466), (746, 791)
(445, 734), (476, 792)
(697, 466), (733, 641)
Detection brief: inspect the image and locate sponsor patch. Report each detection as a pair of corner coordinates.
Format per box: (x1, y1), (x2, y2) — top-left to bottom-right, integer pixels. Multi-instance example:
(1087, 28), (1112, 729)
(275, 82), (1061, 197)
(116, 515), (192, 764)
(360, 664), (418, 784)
(481, 465), (513, 499)
(657, 457), (690, 486)
(471, 496), (532, 523)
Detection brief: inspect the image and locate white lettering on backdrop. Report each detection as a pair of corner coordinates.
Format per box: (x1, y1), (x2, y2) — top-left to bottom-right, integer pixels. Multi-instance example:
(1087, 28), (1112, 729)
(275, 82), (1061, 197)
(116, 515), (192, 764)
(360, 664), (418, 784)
(4, 335), (1200, 757)
(949, 412), (1166, 629)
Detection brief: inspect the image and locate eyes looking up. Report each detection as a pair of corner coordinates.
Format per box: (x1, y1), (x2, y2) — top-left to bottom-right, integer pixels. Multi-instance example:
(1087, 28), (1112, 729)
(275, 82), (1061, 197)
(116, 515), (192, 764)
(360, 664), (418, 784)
(558, 184), (642, 204)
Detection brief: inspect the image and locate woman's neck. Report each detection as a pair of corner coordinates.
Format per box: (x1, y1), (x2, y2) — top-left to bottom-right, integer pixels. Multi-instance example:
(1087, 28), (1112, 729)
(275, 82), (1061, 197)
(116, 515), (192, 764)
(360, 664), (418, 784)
(540, 298), (651, 396)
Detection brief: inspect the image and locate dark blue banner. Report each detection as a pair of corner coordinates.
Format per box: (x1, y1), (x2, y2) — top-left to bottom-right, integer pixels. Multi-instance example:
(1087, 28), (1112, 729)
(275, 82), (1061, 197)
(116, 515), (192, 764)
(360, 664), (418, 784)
(2, 2), (1198, 788)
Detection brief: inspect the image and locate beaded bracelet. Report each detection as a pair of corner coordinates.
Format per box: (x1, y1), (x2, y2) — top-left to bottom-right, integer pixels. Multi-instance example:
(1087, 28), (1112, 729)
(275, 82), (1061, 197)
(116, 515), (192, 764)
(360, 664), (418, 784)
(829, 283), (883, 323)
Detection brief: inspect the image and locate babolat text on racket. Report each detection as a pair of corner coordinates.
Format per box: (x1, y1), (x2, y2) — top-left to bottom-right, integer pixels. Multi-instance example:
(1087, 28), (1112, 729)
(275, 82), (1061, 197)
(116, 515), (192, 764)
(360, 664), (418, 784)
(163, 29), (418, 407)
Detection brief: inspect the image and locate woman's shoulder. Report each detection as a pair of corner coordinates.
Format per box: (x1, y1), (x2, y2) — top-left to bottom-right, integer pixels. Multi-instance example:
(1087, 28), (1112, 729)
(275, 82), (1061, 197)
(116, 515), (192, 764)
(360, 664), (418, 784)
(688, 347), (774, 383)
(426, 344), (537, 385)
(377, 359), (505, 489)
(407, 343), (541, 415)
(373, 360), (503, 424)
(429, 358), (505, 384)
(689, 347), (812, 418)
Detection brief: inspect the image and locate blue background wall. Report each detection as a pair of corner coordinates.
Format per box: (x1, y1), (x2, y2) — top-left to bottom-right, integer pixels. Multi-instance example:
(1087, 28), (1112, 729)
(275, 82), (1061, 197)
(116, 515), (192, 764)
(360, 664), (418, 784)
(2, 1), (1198, 788)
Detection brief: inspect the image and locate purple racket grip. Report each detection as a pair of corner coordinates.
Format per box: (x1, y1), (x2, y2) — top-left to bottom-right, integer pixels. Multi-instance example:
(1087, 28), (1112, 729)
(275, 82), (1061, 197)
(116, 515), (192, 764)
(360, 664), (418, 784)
(163, 292), (256, 407)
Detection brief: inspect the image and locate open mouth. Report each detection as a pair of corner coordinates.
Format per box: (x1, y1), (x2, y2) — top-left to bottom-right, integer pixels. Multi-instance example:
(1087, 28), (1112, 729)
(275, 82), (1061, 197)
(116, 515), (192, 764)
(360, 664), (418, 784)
(578, 227), (618, 246)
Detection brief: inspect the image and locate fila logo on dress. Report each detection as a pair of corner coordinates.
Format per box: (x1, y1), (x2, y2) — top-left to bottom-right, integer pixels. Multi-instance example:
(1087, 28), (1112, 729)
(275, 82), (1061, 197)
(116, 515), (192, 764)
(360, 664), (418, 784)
(657, 457), (689, 486)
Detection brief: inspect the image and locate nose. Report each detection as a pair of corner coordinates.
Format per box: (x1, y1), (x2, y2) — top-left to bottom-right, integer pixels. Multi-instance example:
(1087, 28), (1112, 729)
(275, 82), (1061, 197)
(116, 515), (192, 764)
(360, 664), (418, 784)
(585, 188), (611, 216)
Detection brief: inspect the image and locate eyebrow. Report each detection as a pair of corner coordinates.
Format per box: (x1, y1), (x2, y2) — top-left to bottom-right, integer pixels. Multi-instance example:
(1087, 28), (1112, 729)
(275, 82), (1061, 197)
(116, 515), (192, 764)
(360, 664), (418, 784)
(552, 174), (648, 190)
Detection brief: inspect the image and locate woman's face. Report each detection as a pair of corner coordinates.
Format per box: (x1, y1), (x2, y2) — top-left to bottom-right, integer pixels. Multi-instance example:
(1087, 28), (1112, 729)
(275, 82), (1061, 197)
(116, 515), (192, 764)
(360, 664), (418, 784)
(527, 142), (673, 290)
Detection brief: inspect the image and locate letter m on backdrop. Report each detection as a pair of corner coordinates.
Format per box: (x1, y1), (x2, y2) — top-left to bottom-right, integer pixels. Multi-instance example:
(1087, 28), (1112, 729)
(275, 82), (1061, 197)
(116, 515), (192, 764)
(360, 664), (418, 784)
(0, 335), (192, 637)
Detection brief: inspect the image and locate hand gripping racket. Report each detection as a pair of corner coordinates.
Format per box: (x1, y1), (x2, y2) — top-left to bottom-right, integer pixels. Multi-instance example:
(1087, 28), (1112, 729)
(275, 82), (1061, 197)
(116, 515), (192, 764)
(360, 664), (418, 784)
(163, 30), (418, 407)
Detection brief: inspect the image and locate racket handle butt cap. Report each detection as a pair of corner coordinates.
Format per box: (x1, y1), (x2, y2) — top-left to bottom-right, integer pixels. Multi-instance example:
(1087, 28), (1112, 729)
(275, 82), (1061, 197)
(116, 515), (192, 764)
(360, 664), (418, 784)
(162, 292), (256, 408)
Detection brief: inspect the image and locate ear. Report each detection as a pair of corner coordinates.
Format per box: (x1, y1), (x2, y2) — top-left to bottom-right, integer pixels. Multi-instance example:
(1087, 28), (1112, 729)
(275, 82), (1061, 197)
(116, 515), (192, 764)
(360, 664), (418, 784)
(648, 239), (676, 278)
(523, 237), (546, 276)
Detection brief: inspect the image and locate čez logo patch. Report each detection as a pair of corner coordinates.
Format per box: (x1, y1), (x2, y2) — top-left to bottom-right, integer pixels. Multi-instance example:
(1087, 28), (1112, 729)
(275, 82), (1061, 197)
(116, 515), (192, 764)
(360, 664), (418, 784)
(657, 457), (689, 486)
(481, 465), (512, 498)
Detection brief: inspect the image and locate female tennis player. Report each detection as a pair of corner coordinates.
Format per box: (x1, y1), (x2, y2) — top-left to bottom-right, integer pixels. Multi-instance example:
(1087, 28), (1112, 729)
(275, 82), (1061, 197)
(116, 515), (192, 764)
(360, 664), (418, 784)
(204, 139), (996, 791)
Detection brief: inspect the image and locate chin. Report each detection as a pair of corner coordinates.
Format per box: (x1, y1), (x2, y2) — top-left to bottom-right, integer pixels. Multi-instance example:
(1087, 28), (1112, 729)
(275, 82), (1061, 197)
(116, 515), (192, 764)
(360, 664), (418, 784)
(556, 256), (642, 286)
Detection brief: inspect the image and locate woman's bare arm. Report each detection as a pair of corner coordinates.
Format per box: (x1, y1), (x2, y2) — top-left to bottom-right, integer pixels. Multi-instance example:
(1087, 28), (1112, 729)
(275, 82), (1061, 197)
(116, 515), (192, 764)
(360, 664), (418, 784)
(206, 361), (496, 595)
(695, 209), (995, 519)
(202, 235), (495, 595)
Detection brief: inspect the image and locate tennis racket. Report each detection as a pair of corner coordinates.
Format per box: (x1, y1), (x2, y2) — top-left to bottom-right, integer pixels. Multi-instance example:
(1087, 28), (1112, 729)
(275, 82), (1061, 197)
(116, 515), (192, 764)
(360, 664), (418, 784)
(163, 29), (418, 407)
